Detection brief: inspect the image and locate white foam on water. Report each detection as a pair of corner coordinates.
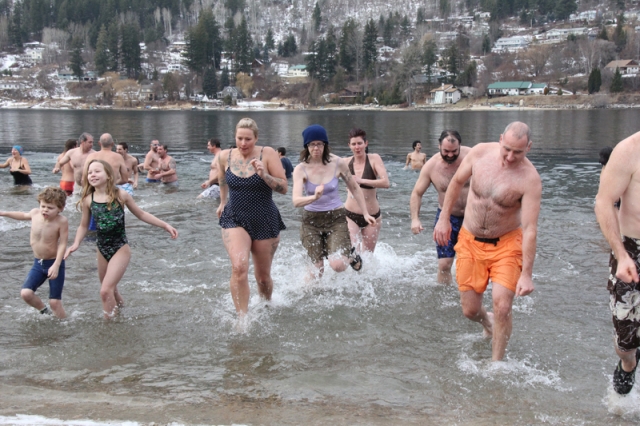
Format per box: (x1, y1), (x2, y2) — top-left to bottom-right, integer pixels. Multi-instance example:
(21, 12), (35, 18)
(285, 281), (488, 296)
(457, 354), (568, 391)
(0, 415), (140, 425)
(605, 384), (640, 420)
(0, 216), (30, 231)
(534, 414), (587, 425)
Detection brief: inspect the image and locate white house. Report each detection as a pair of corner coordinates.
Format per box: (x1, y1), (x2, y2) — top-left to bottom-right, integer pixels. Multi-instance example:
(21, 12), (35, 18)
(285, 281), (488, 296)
(570, 10), (598, 22)
(492, 36), (530, 52)
(286, 64), (308, 78)
(273, 60), (289, 76)
(526, 82), (548, 94)
(429, 84), (461, 104)
(545, 27), (588, 40)
(0, 80), (25, 90)
(605, 60), (640, 76)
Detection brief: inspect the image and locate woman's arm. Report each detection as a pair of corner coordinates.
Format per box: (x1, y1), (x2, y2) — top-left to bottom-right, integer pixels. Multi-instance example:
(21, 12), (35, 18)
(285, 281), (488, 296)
(254, 147), (287, 194)
(292, 164), (321, 207)
(65, 198), (91, 258)
(0, 158), (11, 169)
(216, 150), (229, 218)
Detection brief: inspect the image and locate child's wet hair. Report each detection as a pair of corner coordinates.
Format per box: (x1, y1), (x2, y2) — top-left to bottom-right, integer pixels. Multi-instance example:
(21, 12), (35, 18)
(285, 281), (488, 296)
(37, 187), (67, 209)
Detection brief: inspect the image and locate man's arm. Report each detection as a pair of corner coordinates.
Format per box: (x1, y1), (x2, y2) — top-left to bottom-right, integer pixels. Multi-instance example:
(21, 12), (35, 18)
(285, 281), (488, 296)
(516, 170), (542, 296)
(143, 151), (154, 171)
(595, 140), (639, 282)
(81, 153), (96, 183)
(434, 152), (474, 246)
(53, 151), (72, 173)
(132, 158), (139, 188)
(405, 153), (411, 167)
(410, 161), (433, 234)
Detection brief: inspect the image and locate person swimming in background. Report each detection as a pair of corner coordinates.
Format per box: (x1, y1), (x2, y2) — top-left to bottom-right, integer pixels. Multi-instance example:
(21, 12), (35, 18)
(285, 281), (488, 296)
(343, 128), (389, 254)
(65, 159), (178, 320)
(0, 145), (32, 186)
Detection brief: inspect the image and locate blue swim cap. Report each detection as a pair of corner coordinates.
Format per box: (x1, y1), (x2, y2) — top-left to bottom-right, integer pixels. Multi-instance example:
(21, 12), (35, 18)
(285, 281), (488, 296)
(13, 145), (23, 155)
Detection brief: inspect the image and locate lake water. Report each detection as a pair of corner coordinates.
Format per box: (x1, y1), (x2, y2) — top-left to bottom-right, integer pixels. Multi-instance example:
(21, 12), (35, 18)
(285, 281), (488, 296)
(0, 109), (639, 425)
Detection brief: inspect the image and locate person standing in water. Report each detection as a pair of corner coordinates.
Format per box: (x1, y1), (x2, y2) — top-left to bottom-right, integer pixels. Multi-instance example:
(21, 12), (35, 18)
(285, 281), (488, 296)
(434, 121), (541, 361)
(0, 145), (32, 186)
(217, 118), (287, 318)
(57, 139), (78, 195)
(0, 187), (69, 318)
(595, 131), (640, 395)
(405, 140), (427, 170)
(53, 132), (95, 187)
(410, 130), (470, 284)
(343, 128), (389, 253)
(292, 124), (373, 278)
(198, 138), (222, 199)
(66, 160), (178, 319)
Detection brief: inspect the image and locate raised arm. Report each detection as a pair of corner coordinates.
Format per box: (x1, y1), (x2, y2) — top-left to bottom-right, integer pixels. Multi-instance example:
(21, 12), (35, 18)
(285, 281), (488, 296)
(123, 192), (178, 238)
(53, 151), (72, 173)
(434, 150), (474, 246)
(253, 147), (287, 195)
(0, 157), (11, 168)
(516, 169), (542, 296)
(410, 161), (433, 234)
(0, 209), (33, 220)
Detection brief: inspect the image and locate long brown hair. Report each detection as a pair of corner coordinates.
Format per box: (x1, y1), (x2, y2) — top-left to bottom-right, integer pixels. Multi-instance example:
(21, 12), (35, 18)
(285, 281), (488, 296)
(77, 160), (124, 211)
(300, 143), (332, 164)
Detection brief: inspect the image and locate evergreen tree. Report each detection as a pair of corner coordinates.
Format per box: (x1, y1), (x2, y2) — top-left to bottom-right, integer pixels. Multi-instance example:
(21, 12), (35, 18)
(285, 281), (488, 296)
(69, 37), (85, 78)
(362, 19), (378, 77)
(220, 67), (230, 88)
(200, 10), (222, 69)
(400, 16), (411, 43)
(95, 25), (110, 76)
(8, 3), (25, 50)
(482, 34), (491, 55)
(423, 39), (437, 87)
(202, 67), (218, 97)
(416, 7), (426, 26)
(598, 26), (608, 41)
(225, 0), (246, 15)
(312, 2), (322, 32)
(107, 21), (120, 71)
(121, 23), (141, 79)
(553, 0), (577, 20)
(184, 20), (209, 74)
(613, 15), (627, 52)
(610, 67), (623, 93)
(587, 68), (602, 94)
(339, 18), (358, 73)
(234, 17), (253, 73)
(445, 43), (460, 82)
(265, 28), (275, 51)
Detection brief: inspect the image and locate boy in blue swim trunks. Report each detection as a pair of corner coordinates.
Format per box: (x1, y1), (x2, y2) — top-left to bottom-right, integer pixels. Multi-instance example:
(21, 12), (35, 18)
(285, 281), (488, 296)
(410, 130), (471, 283)
(0, 187), (69, 318)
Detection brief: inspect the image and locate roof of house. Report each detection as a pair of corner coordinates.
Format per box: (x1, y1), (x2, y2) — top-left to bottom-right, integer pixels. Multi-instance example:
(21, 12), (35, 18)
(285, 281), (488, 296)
(605, 60), (639, 68)
(530, 83), (547, 89)
(487, 81), (531, 90)
(431, 84), (459, 93)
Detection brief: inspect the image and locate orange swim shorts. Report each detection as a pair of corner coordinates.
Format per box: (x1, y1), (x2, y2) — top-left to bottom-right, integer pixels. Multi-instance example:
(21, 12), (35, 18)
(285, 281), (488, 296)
(454, 227), (522, 293)
(60, 180), (74, 196)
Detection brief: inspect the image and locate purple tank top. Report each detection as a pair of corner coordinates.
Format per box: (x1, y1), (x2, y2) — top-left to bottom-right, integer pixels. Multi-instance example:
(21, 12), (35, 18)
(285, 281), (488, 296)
(303, 160), (343, 212)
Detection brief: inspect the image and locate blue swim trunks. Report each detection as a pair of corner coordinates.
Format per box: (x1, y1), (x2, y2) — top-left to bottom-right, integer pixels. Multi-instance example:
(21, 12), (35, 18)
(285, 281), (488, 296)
(22, 259), (65, 300)
(434, 208), (464, 259)
(146, 178), (160, 183)
(117, 182), (134, 195)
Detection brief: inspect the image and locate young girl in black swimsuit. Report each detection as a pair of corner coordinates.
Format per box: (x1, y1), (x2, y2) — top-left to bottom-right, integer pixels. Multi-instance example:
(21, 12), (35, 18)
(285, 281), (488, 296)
(0, 145), (32, 186)
(65, 160), (178, 319)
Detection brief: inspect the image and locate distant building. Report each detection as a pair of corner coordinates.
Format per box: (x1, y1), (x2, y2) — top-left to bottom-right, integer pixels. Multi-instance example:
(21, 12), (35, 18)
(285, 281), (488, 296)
(337, 85), (363, 102)
(605, 60), (640, 76)
(570, 10), (598, 22)
(217, 86), (243, 101)
(286, 64), (308, 78)
(526, 82), (548, 94)
(492, 36), (530, 52)
(487, 81), (532, 97)
(429, 83), (461, 104)
(545, 28), (588, 40)
(0, 80), (25, 90)
(273, 60), (289, 76)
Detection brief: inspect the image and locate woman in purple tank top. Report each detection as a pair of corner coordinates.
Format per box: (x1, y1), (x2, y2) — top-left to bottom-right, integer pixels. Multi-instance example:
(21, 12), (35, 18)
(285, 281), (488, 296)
(217, 118), (288, 318)
(292, 124), (374, 280)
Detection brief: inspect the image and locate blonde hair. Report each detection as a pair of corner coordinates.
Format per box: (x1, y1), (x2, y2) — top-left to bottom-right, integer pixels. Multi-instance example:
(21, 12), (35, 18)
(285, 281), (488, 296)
(77, 160), (124, 211)
(38, 187), (67, 209)
(235, 118), (259, 138)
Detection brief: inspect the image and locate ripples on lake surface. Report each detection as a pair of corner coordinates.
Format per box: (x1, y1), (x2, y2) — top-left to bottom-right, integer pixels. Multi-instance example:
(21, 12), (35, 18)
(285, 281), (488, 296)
(0, 109), (639, 424)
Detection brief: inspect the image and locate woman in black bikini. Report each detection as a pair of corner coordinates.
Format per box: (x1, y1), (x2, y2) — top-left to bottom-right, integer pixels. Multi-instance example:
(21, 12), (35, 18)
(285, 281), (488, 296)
(344, 128), (389, 253)
(0, 145), (32, 186)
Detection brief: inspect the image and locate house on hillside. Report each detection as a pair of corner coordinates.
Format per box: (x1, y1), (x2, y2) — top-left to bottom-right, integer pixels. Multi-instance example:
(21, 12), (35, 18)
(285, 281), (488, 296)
(526, 82), (548, 94)
(286, 64), (308, 78)
(0, 80), (25, 90)
(492, 36), (530, 52)
(217, 86), (243, 101)
(605, 60), (640, 76)
(487, 81), (532, 97)
(337, 85), (363, 102)
(545, 28), (588, 40)
(429, 84), (461, 104)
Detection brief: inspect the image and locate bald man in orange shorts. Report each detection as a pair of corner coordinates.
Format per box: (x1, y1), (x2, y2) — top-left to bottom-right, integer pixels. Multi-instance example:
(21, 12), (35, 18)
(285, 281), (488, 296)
(434, 121), (542, 361)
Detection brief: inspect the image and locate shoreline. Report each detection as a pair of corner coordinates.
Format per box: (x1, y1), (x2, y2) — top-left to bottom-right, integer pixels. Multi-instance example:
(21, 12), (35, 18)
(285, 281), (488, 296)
(1, 93), (639, 112)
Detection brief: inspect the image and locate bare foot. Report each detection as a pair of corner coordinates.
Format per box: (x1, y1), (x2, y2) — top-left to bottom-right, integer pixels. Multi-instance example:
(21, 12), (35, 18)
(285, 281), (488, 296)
(482, 312), (494, 338)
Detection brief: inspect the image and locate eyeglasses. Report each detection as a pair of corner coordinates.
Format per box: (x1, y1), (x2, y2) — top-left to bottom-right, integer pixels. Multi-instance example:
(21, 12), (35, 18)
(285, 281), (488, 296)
(307, 142), (325, 149)
(152, 144), (159, 147)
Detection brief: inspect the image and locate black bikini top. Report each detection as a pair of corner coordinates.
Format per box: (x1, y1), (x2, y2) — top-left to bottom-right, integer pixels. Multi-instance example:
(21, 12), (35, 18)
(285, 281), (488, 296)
(348, 155), (376, 189)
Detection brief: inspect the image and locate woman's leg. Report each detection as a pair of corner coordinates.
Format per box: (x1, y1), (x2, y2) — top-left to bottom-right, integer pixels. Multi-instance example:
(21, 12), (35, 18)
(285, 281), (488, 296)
(250, 236), (280, 301)
(221, 227), (252, 316)
(346, 217), (362, 250)
(97, 245), (131, 319)
(360, 215), (382, 253)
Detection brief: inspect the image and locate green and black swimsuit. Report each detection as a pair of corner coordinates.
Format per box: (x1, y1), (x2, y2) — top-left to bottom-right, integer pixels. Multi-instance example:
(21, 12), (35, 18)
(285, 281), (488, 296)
(90, 194), (128, 261)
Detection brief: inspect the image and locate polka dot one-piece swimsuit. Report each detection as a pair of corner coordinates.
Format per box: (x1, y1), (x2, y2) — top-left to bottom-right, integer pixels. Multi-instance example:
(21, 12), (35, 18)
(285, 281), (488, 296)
(219, 148), (285, 240)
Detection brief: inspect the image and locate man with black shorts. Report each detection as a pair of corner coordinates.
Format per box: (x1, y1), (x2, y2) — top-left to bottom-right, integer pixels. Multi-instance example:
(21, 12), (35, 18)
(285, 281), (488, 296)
(410, 130), (470, 284)
(595, 130), (640, 395)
